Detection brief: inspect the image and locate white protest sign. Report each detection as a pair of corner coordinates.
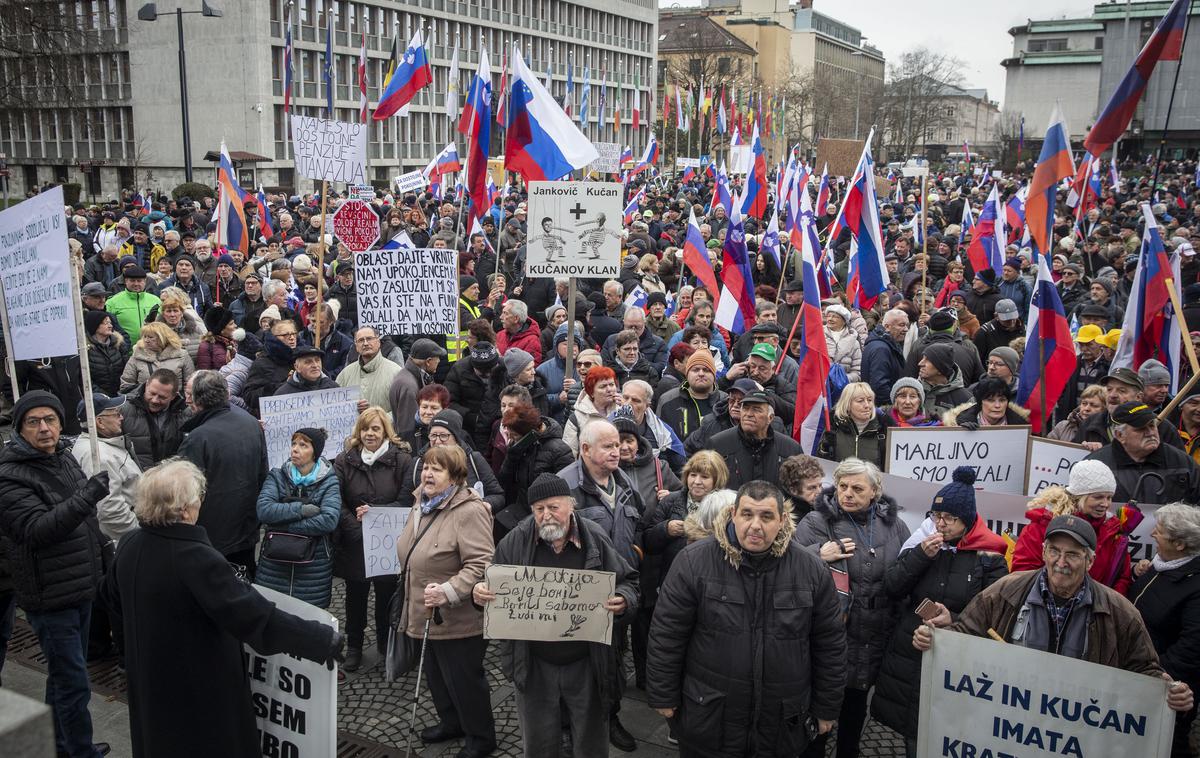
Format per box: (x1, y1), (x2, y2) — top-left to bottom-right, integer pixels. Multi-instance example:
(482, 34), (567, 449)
(483, 564), (616, 644)
(591, 142), (622, 173)
(992, 170), (1004, 179)
(674, 157), (701, 169)
(352, 184), (376, 201)
(886, 426), (1031, 495)
(393, 170), (428, 193)
(1026, 438), (1091, 496)
(354, 247), (458, 335)
(259, 387), (361, 469)
(972, 167), (983, 176)
(247, 585), (338, 758)
(290, 114), (368, 184)
(816, 458), (1167, 562)
(362, 507), (410, 578)
(729, 145), (751, 175)
(526, 181), (623, 278)
(918, 628), (1173, 758)
(0, 188), (77, 361)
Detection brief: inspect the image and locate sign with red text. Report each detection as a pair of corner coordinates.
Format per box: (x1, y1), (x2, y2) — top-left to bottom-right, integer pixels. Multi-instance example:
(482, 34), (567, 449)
(331, 199), (380, 252)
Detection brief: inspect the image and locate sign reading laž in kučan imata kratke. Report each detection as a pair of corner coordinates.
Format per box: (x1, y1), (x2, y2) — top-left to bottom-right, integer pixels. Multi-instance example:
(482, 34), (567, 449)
(0, 188), (78, 361)
(290, 115), (368, 185)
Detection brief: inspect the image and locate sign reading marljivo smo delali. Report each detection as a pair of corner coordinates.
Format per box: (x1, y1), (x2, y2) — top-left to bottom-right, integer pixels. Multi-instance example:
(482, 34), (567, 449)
(526, 181), (623, 278)
(0, 188), (77, 361)
(354, 246), (458, 335)
(885, 426), (1031, 495)
(290, 115), (368, 184)
(918, 628), (1174, 758)
(483, 564), (616, 644)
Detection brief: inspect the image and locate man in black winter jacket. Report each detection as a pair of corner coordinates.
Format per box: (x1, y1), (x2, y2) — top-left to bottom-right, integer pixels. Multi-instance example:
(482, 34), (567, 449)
(709, 390), (802, 489)
(862, 310), (909, 401)
(647, 480), (847, 757)
(273, 346), (338, 395)
(177, 371), (268, 577)
(0, 391), (112, 757)
(1084, 402), (1200, 504)
(122, 372), (187, 469)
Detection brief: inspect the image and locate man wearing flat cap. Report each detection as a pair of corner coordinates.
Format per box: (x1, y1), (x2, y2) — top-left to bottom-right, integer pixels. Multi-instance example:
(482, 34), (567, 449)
(915, 513), (1193, 718)
(1084, 401), (1200, 504)
(472, 473), (638, 758)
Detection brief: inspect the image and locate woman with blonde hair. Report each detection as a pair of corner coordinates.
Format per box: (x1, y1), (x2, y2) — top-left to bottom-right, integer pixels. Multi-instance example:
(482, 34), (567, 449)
(637, 253), (667, 295)
(393, 444), (496, 754)
(120, 320), (194, 392)
(1047, 384), (1106, 441)
(644, 450), (729, 593)
(155, 286), (206, 362)
(332, 406), (413, 672)
(824, 304), (863, 381)
(1010, 459), (1140, 593)
(818, 382), (895, 468)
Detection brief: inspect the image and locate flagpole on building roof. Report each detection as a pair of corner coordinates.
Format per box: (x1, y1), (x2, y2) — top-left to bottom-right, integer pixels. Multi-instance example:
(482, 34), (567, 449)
(1149, 0), (1195, 193)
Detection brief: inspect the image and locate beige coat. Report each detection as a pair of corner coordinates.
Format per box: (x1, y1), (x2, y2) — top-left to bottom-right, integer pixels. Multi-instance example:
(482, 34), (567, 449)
(395, 485), (494, 640)
(119, 343), (195, 393)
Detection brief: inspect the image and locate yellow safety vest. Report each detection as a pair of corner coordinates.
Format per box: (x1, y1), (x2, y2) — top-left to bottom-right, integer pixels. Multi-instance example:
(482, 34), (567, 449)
(447, 297), (481, 361)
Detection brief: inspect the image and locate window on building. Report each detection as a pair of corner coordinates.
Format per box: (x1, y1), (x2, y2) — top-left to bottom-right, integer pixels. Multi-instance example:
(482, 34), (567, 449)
(718, 57), (730, 75)
(1095, 36), (1104, 49)
(689, 58), (702, 77)
(1028, 37), (1068, 52)
(945, 129), (953, 141)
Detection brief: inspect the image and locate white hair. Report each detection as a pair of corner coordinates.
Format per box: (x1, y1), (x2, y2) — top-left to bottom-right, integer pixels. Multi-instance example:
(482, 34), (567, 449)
(506, 299), (528, 320)
(692, 489), (737, 533)
(832, 457), (883, 496)
(623, 379), (653, 401)
(579, 418), (617, 448)
(1156, 504), (1200, 554)
(262, 280), (288, 301)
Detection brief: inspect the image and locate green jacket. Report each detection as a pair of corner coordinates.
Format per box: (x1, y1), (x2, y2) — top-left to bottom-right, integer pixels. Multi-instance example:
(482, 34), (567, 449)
(106, 290), (161, 343)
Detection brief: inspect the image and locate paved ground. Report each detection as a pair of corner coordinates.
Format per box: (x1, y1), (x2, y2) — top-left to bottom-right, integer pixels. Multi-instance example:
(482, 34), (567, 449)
(4, 579), (911, 757)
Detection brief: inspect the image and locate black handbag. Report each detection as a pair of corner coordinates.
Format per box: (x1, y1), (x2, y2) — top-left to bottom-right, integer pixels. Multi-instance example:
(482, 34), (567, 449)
(384, 509), (440, 681)
(261, 531), (318, 563)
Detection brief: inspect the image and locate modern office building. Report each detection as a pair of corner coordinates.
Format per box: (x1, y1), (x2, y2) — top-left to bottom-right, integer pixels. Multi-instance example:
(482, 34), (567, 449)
(1002, 15), (1105, 142)
(0, 0), (659, 201)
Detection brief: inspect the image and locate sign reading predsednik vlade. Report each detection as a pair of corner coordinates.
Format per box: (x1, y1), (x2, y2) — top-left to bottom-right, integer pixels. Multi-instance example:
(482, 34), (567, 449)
(526, 181), (623, 278)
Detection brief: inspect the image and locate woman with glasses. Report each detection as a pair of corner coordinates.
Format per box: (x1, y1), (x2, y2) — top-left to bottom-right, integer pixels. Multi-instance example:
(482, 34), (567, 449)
(1011, 459), (1139, 594)
(795, 457), (911, 758)
(408, 409), (506, 517)
(871, 467), (1008, 757)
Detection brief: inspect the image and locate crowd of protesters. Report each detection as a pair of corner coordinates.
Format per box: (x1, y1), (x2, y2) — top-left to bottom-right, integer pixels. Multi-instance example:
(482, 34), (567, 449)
(1, 153), (1200, 757)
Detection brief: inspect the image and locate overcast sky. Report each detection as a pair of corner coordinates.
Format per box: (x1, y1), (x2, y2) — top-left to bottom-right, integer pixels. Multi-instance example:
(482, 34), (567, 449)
(661, 0), (1100, 108)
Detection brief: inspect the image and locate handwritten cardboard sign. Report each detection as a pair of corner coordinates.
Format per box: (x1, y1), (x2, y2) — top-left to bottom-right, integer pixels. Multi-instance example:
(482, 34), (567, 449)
(1025, 438), (1091, 496)
(354, 246), (458, 335)
(259, 387), (361, 468)
(361, 506), (410, 578)
(483, 564), (615, 644)
(291, 115), (368, 185)
(886, 426), (1031, 495)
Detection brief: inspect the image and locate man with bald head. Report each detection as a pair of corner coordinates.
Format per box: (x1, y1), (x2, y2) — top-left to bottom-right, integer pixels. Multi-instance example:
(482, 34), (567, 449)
(863, 308), (910, 400)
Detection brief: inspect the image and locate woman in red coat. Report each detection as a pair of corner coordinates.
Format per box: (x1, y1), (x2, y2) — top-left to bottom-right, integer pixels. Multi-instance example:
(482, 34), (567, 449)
(1011, 459), (1142, 594)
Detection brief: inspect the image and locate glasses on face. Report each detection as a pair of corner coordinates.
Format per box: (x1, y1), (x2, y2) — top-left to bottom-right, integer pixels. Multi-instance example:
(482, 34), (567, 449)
(428, 432), (453, 443)
(926, 511), (961, 525)
(1045, 545), (1087, 563)
(23, 414), (60, 429)
(355, 336), (378, 345)
(986, 360), (1007, 368)
(577, 361), (597, 369)
(275, 331), (298, 340)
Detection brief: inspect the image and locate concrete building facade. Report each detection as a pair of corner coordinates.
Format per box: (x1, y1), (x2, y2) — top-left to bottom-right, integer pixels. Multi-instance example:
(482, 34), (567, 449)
(1002, 16), (1105, 141)
(0, 0), (658, 201)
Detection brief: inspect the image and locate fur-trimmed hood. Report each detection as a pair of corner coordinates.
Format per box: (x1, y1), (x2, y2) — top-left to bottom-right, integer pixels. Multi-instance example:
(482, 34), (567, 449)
(811, 486), (902, 527)
(711, 498), (797, 568)
(942, 400), (1030, 427)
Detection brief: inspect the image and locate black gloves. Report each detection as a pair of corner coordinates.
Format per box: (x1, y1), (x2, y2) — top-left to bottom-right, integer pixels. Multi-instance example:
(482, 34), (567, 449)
(958, 420), (979, 431)
(325, 630), (346, 671)
(82, 472), (111, 504)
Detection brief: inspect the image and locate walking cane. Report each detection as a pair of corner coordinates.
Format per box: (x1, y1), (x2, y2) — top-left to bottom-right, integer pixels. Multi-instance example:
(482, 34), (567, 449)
(405, 606), (443, 757)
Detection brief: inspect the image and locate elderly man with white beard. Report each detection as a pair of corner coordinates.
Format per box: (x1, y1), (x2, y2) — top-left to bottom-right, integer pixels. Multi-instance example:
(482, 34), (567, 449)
(472, 474), (638, 758)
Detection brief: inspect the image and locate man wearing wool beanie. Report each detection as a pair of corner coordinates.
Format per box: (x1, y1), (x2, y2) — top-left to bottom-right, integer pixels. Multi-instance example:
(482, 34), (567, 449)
(873, 467), (1008, 755)
(916, 342), (972, 421)
(472, 473), (639, 757)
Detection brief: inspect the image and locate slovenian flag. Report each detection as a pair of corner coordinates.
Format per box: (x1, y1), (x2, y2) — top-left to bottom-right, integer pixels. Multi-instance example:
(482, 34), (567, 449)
(505, 45), (598, 181)
(1016, 254), (1077, 433)
(792, 185), (832, 453)
(1025, 104), (1075, 259)
(714, 194), (757, 334)
(683, 207), (720, 299)
(374, 30), (432, 120)
(460, 49), (493, 221)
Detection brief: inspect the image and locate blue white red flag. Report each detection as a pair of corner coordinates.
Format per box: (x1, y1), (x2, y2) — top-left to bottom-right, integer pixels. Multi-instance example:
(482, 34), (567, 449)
(283, 5), (294, 115)
(505, 45), (598, 181)
(623, 284), (648, 310)
(1085, 0), (1189, 158)
(711, 162), (732, 217)
(1026, 104), (1075, 259)
(1111, 203), (1183, 392)
(815, 164), (831, 214)
(714, 196), (757, 334)
(619, 145), (633, 167)
(683, 207), (720, 299)
(966, 183), (1006, 276)
(216, 142), (251, 254)
(681, 166), (696, 183)
(840, 131), (888, 309)
(255, 186), (274, 236)
(1005, 188), (1027, 245)
(459, 49), (492, 220)
(630, 134), (658, 177)
(958, 197), (975, 246)
(423, 142), (463, 179)
(791, 186), (832, 453)
(760, 210), (781, 271)
(1016, 254), (1077, 433)
(374, 30), (432, 120)
(623, 186), (645, 225)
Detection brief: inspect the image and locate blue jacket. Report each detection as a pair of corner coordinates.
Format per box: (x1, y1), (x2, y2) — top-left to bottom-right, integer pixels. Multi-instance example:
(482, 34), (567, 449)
(862, 326), (905, 402)
(255, 459), (341, 608)
(535, 355), (578, 422)
(997, 277), (1031, 318)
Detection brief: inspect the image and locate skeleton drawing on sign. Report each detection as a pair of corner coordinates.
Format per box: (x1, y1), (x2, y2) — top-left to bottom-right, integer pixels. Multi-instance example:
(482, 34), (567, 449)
(526, 216), (573, 263)
(576, 213), (622, 260)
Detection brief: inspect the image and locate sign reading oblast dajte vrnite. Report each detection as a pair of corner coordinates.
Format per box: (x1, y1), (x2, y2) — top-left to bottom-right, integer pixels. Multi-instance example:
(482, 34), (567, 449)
(526, 181), (623, 278)
(354, 247), (458, 335)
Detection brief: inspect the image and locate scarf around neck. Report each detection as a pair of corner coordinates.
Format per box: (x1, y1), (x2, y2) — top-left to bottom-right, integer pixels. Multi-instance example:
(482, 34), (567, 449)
(360, 440), (389, 467)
